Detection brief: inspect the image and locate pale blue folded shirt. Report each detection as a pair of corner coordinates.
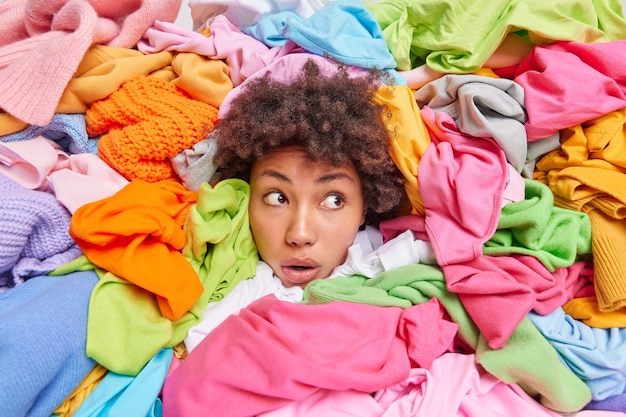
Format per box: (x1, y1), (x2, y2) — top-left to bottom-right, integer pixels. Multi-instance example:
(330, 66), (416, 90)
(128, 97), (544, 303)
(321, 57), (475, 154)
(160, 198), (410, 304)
(528, 308), (626, 402)
(243, 0), (406, 85)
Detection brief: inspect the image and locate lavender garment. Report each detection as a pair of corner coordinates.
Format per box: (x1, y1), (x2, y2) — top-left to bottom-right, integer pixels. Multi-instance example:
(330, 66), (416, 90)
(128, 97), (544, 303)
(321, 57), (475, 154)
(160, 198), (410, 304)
(0, 172), (80, 291)
(585, 388), (626, 412)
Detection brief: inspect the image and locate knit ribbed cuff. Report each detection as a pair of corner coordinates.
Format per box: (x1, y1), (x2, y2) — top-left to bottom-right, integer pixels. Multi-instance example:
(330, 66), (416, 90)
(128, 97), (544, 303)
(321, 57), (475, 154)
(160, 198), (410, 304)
(589, 210), (626, 312)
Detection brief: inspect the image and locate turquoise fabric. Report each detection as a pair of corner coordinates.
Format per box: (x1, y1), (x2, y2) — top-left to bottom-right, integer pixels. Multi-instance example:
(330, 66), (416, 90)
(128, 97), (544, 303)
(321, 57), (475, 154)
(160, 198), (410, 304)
(72, 349), (173, 417)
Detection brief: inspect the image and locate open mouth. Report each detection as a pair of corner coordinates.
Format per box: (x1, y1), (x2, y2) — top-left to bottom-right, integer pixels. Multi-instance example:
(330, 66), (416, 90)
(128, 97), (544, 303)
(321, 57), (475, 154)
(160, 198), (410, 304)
(281, 262), (320, 285)
(289, 265), (312, 271)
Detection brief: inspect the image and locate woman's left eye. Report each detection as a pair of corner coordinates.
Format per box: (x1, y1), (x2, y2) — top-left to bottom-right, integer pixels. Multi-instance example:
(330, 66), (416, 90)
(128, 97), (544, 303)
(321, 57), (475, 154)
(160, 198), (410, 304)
(321, 194), (344, 209)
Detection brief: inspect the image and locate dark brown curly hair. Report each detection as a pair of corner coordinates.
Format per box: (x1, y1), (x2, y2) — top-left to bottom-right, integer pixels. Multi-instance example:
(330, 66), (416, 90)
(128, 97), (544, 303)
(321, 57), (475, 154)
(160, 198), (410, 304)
(213, 58), (406, 225)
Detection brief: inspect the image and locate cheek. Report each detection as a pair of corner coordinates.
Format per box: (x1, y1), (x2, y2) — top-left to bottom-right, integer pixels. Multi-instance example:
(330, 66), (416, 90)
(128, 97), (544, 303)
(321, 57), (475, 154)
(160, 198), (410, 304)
(319, 212), (363, 258)
(249, 209), (277, 258)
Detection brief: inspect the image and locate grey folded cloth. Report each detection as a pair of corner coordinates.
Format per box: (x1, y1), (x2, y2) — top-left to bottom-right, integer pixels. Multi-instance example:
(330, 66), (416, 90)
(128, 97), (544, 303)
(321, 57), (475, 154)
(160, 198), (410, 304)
(414, 73), (528, 173)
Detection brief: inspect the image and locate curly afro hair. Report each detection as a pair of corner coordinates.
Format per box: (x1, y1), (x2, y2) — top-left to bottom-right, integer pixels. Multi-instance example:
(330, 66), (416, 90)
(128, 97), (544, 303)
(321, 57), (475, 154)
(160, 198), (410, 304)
(213, 58), (406, 225)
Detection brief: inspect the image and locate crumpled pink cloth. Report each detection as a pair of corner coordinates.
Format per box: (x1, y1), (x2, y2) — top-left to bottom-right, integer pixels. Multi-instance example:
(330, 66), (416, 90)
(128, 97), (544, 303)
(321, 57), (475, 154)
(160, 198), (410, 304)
(374, 353), (621, 417)
(260, 353), (625, 417)
(0, 136), (128, 213)
(443, 256), (588, 349)
(418, 106), (507, 266)
(138, 16), (300, 86)
(0, 0), (181, 126)
(515, 40), (626, 141)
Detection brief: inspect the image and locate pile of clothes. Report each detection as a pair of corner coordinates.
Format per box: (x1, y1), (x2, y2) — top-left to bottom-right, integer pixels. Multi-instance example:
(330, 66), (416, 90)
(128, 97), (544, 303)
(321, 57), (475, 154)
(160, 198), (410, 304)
(2, 0), (626, 416)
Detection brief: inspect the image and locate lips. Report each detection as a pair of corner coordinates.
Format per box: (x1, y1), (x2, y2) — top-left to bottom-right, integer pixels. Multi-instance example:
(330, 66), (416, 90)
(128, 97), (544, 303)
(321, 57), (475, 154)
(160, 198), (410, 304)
(281, 258), (320, 285)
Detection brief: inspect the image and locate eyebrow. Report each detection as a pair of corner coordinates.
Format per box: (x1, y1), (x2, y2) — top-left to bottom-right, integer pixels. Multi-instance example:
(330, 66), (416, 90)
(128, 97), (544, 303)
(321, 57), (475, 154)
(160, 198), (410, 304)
(257, 169), (356, 184)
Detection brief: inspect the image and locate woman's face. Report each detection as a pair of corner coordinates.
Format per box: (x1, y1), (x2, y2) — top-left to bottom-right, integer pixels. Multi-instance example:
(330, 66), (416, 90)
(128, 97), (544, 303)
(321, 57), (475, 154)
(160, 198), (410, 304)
(248, 145), (366, 288)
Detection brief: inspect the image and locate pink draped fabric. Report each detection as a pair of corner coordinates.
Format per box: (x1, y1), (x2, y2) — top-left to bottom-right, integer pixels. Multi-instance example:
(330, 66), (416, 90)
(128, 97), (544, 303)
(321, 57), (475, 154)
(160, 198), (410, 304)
(418, 105), (507, 266)
(162, 296), (457, 417)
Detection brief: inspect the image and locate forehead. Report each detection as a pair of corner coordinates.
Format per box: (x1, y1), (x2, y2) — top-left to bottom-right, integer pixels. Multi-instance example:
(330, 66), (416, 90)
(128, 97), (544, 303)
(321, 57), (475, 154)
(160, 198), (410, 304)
(250, 145), (360, 184)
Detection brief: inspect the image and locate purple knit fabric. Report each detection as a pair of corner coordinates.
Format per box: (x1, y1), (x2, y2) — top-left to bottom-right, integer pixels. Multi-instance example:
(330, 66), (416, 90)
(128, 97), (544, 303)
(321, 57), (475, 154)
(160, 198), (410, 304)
(0, 172), (81, 291)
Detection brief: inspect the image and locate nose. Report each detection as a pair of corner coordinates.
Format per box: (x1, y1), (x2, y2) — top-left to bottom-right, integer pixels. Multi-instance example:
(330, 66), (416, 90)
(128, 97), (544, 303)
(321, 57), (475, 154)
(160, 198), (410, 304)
(285, 205), (316, 247)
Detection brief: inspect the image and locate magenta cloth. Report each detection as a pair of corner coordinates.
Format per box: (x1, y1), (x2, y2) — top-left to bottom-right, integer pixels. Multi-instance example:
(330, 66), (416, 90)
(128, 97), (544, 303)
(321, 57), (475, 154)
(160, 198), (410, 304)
(514, 40), (626, 141)
(162, 296), (457, 417)
(379, 215), (429, 243)
(257, 389), (383, 417)
(444, 256), (588, 349)
(418, 106), (507, 266)
(0, 0), (181, 126)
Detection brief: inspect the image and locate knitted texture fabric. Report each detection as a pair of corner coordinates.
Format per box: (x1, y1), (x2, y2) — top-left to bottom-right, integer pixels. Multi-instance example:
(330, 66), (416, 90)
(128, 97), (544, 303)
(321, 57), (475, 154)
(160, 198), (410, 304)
(0, 172), (76, 290)
(0, 113), (97, 154)
(587, 210), (626, 312)
(0, 0), (182, 126)
(86, 76), (219, 182)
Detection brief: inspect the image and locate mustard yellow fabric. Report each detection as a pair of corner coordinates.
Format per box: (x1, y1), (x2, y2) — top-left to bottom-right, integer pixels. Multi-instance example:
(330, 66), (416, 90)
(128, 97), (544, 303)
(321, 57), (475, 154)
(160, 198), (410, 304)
(535, 108), (626, 311)
(375, 85), (430, 216)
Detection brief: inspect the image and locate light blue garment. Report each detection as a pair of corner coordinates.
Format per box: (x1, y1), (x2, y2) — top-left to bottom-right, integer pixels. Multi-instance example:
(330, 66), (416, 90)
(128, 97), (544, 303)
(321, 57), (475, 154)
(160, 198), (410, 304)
(0, 271), (98, 417)
(72, 349), (173, 417)
(0, 113), (98, 155)
(528, 308), (626, 401)
(243, 1), (406, 85)
(244, 0), (405, 87)
(282, 0), (396, 69)
(243, 10), (296, 47)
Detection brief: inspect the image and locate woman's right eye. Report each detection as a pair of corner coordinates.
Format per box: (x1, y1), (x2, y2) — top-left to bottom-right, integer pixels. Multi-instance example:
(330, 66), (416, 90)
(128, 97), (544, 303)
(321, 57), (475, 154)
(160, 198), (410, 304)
(264, 191), (287, 206)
